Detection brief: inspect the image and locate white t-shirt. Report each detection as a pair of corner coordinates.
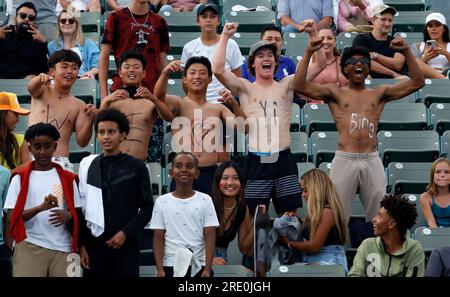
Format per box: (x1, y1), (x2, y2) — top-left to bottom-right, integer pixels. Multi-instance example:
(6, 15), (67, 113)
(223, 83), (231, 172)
(181, 37), (244, 103)
(4, 168), (81, 253)
(419, 42), (450, 70)
(149, 191), (219, 266)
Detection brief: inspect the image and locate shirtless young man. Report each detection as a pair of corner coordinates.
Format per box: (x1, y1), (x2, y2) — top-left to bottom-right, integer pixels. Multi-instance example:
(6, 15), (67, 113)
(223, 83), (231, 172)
(153, 56), (246, 197)
(28, 49), (97, 172)
(293, 34), (425, 224)
(99, 51), (173, 161)
(212, 23), (302, 214)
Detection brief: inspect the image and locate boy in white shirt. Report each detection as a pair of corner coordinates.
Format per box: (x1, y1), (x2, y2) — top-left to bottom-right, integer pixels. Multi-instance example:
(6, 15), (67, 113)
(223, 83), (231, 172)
(150, 152), (219, 277)
(4, 123), (81, 277)
(181, 3), (243, 103)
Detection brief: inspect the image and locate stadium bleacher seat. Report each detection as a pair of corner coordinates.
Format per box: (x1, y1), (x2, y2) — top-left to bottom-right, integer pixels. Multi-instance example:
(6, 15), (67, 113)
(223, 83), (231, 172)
(159, 11), (199, 32)
(318, 162), (332, 175)
(377, 130), (440, 167)
(148, 162), (162, 198)
(268, 263), (346, 277)
(414, 227), (450, 251)
(139, 265), (156, 277)
(162, 162), (172, 195)
(379, 103), (427, 131)
(442, 130), (450, 157)
(418, 79), (450, 107)
(336, 32), (358, 53)
(162, 132), (175, 167)
(290, 103), (300, 132)
(404, 194), (427, 231)
(350, 195), (366, 219)
(80, 12), (101, 33)
(290, 131), (308, 162)
(283, 32), (309, 58)
(393, 32), (422, 47)
(385, 0), (426, 11)
(16, 103), (30, 134)
(296, 162), (315, 178)
(231, 32), (261, 55)
(429, 103), (450, 136)
(0, 79), (31, 103)
(72, 79), (98, 105)
(168, 31), (199, 55)
(167, 78), (186, 97)
(387, 162), (430, 195)
(224, 10), (276, 32)
(364, 79), (417, 103)
(309, 131), (338, 167)
(302, 103), (336, 136)
(68, 133), (95, 165)
(392, 11), (433, 34)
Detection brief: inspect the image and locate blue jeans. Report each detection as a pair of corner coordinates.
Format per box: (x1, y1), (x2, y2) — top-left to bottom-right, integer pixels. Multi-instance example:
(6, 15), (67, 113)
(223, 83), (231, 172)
(214, 247), (228, 262)
(282, 25), (299, 33)
(302, 245), (348, 272)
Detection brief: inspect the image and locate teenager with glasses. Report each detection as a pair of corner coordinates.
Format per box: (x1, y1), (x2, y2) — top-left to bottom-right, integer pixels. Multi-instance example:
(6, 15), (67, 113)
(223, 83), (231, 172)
(293, 38), (424, 229)
(48, 9), (100, 79)
(0, 1), (48, 79)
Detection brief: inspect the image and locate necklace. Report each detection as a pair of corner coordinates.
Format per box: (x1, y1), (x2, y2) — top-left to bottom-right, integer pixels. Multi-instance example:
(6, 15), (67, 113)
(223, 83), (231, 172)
(224, 202), (236, 210)
(130, 9), (149, 27)
(326, 58), (336, 67)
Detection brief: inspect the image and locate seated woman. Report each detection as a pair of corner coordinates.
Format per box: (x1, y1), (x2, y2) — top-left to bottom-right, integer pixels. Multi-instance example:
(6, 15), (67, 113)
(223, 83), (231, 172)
(278, 169), (348, 271)
(303, 24), (348, 103)
(0, 92), (31, 170)
(415, 13), (450, 78)
(211, 161), (253, 265)
(48, 10), (100, 79)
(420, 158), (450, 228)
(59, 0), (101, 12)
(338, 0), (373, 33)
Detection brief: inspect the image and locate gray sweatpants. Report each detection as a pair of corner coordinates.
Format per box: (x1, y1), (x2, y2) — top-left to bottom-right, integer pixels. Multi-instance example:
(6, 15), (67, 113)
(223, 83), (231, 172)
(329, 150), (386, 223)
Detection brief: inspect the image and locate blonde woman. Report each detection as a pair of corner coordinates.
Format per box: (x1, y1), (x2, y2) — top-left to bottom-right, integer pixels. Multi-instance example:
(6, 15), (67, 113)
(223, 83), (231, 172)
(279, 169), (348, 270)
(47, 10), (100, 79)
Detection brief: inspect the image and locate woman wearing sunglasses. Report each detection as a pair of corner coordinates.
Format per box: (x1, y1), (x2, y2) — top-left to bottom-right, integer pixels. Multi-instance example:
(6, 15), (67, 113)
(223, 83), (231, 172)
(47, 9), (100, 79)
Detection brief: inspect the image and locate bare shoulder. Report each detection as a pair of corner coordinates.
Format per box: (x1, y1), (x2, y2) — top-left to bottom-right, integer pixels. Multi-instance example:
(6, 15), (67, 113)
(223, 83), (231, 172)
(420, 192), (432, 204)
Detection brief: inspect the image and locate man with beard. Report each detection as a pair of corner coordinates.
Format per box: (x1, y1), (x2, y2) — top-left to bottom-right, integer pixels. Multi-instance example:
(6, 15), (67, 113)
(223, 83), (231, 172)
(0, 2), (48, 79)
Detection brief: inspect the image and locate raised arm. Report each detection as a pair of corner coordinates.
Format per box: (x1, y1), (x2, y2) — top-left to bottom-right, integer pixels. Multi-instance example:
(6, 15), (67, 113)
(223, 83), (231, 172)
(27, 73), (52, 98)
(75, 102), (97, 147)
(292, 36), (335, 101)
(383, 38), (425, 102)
(212, 23), (246, 96)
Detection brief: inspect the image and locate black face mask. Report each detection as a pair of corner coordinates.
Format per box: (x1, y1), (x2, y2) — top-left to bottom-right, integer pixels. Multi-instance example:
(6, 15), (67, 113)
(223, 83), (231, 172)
(16, 23), (31, 36)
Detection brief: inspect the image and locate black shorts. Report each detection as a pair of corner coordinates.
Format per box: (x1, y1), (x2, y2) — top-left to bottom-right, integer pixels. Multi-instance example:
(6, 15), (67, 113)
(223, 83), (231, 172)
(245, 149), (302, 214)
(170, 164), (218, 197)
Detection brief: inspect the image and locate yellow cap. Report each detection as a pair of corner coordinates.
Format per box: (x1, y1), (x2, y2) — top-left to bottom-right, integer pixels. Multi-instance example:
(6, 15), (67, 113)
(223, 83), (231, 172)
(0, 92), (31, 115)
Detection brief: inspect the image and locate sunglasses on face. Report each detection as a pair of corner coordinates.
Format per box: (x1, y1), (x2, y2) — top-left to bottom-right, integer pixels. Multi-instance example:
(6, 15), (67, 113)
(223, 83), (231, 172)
(60, 18), (75, 25)
(18, 12), (36, 21)
(345, 56), (370, 66)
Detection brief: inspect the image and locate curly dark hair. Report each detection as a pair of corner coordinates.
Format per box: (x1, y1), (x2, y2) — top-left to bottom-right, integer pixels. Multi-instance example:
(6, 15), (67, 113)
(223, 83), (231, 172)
(25, 123), (60, 142)
(380, 195), (418, 238)
(94, 108), (130, 134)
(340, 45), (371, 79)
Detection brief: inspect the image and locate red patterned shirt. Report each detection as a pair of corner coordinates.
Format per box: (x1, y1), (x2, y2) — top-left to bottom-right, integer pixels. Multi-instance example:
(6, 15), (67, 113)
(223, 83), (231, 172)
(102, 8), (170, 92)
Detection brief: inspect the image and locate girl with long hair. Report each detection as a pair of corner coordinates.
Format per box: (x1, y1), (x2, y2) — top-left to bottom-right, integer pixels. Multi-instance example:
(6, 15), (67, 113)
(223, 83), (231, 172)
(279, 169), (348, 270)
(420, 158), (450, 228)
(211, 161), (253, 265)
(0, 92), (31, 170)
